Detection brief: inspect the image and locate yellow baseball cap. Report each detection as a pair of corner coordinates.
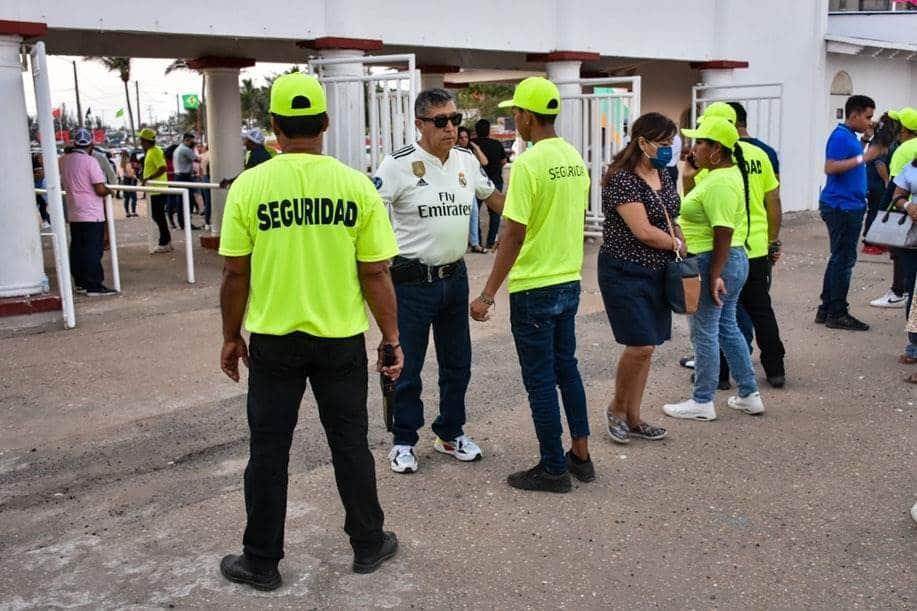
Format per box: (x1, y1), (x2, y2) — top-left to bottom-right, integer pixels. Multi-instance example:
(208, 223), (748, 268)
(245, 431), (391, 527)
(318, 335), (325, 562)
(699, 101), (737, 125)
(889, 107), (917, 132)
(137, 127), (157, 141)
(270, 73), (327, 117)
(682, 116), (739, 149)
(498, 77), (562, 115)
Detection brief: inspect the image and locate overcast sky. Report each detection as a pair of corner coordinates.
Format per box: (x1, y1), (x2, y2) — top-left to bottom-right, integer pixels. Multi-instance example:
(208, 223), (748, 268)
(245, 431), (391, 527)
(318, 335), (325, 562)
(21, 55), (302, 129)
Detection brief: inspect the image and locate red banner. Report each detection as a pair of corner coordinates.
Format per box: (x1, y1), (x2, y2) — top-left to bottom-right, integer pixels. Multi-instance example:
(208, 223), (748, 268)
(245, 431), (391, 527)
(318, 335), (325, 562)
(93, 129), (105, 144)
(55, 130), (71, 143)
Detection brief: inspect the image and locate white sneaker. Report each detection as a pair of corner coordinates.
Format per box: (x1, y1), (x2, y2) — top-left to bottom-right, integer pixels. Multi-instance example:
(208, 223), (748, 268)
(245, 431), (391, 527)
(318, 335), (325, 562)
(662, 399), (717, 421)
(433, 434), (483, 461)
(40, 221), (51, 230)
(151, 244), (174, 254)
(388, 445), (417, 474)
(728, 392), (765, 415)
(869, 290), (906, 308)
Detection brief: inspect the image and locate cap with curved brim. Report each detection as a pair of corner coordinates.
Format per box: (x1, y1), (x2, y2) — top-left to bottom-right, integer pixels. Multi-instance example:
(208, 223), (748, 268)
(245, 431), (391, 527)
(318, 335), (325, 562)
(889, 107), (917, 132)
(698, 101), (737, 125)
(682, 116), (739, 149)
(498, 76), (562, 115)
(72, 128), (93, 146)
(270, 73), (327, 117)
(137, 127), (157, 141)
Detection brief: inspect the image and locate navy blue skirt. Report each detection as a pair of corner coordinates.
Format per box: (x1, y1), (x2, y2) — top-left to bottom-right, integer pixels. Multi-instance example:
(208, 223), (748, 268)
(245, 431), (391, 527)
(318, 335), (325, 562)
(597, 252), (672, 346)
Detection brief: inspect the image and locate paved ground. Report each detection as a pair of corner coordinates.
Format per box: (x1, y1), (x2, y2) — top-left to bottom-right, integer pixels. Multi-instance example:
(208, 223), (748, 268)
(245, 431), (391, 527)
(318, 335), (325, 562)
(0, 205), (914, 609)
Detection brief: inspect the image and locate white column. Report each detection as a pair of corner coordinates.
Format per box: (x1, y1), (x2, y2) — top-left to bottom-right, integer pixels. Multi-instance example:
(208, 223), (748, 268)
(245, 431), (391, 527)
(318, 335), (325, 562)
(421, 72), (445, 91)
(204, 67), (243, 236)
(320, 48), (366, 171)
(546, 60), (582, 153)
(0, 35), (44, 297)
(546, 60), (582, 96)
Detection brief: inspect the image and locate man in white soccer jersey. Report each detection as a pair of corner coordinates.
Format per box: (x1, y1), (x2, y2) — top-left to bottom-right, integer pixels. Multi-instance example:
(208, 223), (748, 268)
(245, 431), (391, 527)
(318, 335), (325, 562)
(373, 88), (505, 474)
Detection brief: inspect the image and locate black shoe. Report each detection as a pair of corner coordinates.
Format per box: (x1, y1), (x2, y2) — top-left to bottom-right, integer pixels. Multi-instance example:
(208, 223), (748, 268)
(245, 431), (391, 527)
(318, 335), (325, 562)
(718, 378), (732, 391)
(507, 464), (571, 493)
(679, 355), (695, 369)
(86, 286), (117, 297)
(825, 313), (869, 331)
(814, 308), (827, 324)
(766, 375), (786, 388)
(353, 531), (398, 574)
(191, 224), (203, 231)
(220, 554), (281, 591)
(565, 450), (595, 482)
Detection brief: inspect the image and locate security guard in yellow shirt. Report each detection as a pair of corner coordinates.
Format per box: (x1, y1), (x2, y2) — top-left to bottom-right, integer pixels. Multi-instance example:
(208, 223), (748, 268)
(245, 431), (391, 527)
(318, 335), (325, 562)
(218, 73), (403, 590)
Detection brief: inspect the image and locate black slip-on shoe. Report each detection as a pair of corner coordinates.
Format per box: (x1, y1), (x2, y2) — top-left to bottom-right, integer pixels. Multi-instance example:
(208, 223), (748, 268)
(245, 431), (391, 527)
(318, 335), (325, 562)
(825, 313), (869, 331)
(814, 308), (827, 324)
(353, 531), (398, 574)
(565, 450), (595, 482)
(220, 554), (281, 591)
(766, 375), (786, 388)
(507, 464), (571, 493)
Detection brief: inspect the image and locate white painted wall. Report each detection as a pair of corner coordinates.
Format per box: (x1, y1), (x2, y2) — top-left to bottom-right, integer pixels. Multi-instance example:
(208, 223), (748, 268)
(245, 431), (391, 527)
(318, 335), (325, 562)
(639, 61), (699, 126)
(827, 12), (917, 46)
(827, 53), (915, 120)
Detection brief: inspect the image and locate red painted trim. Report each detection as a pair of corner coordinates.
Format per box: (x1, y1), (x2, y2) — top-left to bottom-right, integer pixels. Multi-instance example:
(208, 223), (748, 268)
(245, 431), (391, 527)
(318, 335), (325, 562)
(690, 60), (749, 70)
(0, 20), (48, 38)
(297, 37), (384, 51)
(186, 56), (256, 70)
(418, 64), (461, 74)
(0, 295), (61, 317)
(200, 235), (220, 250)
(526, 51), (601, 63)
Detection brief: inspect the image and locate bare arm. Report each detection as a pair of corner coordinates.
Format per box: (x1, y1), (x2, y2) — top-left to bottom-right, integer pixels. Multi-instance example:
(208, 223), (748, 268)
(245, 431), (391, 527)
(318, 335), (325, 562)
(764, 187), (782, 242)
(92, 182), (112, 197)
(876, 161), (890, 186)
(616, 202), (678, 251)
(481, 189), (505, 215)
(358, 260), (404, 380)
(468, 141), (488, 167)
(220, 256), (251, 382)
(143, 165), (167, 184)
(825, 145), (881, 175)
(470, 219), (526, 321)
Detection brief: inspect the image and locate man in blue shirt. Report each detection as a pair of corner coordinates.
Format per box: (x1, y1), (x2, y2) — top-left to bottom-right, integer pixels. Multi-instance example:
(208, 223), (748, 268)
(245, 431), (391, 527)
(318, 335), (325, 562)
(817, 95), (879, 331)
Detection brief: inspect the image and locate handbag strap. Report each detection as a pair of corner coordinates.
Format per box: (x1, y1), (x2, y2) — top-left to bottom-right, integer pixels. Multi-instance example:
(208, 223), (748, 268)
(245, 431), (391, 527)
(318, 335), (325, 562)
(657, 189), (683, 262)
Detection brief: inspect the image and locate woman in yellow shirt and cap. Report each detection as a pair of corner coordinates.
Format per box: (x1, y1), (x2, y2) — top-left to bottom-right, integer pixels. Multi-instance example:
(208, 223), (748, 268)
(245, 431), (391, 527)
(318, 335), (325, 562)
(663, 116), (765, 421)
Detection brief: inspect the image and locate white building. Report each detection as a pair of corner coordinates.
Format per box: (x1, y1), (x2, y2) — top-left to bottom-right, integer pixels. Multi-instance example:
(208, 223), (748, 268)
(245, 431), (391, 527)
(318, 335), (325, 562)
(0, 0), (915, 303)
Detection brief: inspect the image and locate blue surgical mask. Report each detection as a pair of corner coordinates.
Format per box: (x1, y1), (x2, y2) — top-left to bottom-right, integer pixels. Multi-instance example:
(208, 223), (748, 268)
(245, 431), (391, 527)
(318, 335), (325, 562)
(649, 145), (673, 169)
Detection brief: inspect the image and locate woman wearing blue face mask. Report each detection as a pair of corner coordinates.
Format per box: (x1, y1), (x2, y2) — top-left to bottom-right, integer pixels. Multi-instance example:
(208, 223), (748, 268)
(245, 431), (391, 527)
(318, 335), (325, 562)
(597, 112), (683, 444)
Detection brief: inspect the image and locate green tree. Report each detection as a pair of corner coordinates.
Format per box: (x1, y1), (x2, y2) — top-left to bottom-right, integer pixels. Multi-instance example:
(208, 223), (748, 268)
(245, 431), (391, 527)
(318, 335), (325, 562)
(457, 83), (515, 127)
(85, 56), (136, 145)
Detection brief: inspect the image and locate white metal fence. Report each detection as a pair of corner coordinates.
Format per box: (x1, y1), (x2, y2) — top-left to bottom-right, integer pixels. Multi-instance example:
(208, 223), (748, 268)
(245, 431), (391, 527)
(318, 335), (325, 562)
(691, 82), (784, 152)
(309, 54), (419, 174)
(556, 77), (642, 236)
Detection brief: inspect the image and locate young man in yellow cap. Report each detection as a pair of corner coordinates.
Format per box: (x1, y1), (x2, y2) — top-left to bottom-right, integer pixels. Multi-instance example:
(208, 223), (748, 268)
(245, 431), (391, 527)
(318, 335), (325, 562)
(138, 127), (172, 253)
(471, 77), (592, 493)
(217, 72), (403, 590)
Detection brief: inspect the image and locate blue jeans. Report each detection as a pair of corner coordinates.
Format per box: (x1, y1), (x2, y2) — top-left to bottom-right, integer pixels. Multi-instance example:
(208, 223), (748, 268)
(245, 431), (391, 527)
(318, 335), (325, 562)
(900, 250), (917, 357)
(819, 203), (865, 317)
(202, 174), (212, 225)
(392, 261), (471, 447)
(691, 248), (758, 403)
(509, 281), (589, 475)
(485, 178), (504, 247)
(469, 198), (481, 248)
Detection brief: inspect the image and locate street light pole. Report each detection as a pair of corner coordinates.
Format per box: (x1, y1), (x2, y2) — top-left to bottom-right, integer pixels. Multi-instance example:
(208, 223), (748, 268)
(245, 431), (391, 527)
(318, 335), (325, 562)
(72, 61), (83, 128)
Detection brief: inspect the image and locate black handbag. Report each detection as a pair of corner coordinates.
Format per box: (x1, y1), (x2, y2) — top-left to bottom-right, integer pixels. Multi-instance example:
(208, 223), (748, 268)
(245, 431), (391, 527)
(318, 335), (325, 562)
(661, 205), (701, 315)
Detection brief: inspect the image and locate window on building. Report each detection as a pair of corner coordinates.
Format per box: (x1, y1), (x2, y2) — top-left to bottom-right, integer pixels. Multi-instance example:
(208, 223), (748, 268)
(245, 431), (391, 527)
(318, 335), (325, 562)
(830, 0), (917, 10)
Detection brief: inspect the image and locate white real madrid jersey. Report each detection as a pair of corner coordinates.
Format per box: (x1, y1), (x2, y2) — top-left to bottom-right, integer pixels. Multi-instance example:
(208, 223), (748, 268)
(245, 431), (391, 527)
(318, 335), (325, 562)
(373, 143), (495, 265)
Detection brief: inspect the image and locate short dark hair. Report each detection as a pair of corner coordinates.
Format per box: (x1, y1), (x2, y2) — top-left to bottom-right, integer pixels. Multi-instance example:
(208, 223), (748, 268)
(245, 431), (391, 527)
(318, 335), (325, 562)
(845, 95), (875, 118)
(183, 132), (195, 140)
(474, 119), (490, 138)
(530, 111), (557, 126)
(272, 112), (327, 138)
(415, 89), (453, 118)
(457, 126), (470, 138)
(728, 102), (747, 127)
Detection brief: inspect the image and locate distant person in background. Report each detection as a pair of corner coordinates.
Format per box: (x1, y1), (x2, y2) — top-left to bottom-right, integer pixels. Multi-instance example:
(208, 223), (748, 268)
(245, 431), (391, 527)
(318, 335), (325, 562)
(861, 120), (892, 257)
(32, 154), (51, 229)
(164, 142), (181, 229)
(666, 131), (682, 187)
(472, 119), (508, 249)
(218, 128), (274, 189)
(457, 125), (490, 253)
(138, 127), (173, 253)
(59, 128), (116, 296)
(889, 157), (917, 376)
(198, 144), (213, 230)
(119, 149), (138, 217)
(173, 132), (200, 215)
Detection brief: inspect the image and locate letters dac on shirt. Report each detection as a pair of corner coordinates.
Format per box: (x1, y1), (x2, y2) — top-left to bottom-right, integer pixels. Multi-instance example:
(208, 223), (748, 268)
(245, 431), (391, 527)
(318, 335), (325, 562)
(373, 144), (495, 266)
(219, 153), (398, 338)
(501, 137), (590, 293)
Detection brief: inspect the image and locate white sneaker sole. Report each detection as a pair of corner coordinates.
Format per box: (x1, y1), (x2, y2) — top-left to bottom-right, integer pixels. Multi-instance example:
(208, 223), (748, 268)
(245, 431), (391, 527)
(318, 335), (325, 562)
(390, 462), (416, 474)
(433, 443), (482, 462)
(662, 406), (717, 421)
(727, 399), (765, 415)
(869, 301), (905, 309)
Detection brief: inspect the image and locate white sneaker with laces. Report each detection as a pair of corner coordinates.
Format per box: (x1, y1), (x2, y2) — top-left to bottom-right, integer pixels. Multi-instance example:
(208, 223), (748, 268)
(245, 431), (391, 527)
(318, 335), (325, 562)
(869, 290), (906, 308)
(433, 434), (483, 462)
(662, 399), (717, 421)
(728, 392), (765, 415)
(388, 445), (417, 474)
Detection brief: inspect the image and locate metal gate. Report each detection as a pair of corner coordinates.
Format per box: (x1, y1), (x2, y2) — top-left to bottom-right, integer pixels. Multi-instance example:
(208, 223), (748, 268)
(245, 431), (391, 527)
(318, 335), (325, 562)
(691, 82), (783, 150)
(309, 54), (419, 174)
(555, 77), (642, 236)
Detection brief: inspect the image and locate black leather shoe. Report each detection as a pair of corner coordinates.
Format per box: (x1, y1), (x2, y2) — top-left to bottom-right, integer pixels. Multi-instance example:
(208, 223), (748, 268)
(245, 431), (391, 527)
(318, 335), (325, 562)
(507, 464), (571, 493)
(825, 313), (869, 331)
(766, 375), (786, 388)
(353, 531), (399, 574)
(565, 450), (595, 482)
(220, 554), (281, 591)
(814, 308), (827, 324)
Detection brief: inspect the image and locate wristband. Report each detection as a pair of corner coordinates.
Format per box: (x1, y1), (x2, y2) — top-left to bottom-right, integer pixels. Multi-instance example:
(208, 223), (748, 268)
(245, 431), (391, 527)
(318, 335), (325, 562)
(478, 292), (495, 306)
(855, 154), (864, 164)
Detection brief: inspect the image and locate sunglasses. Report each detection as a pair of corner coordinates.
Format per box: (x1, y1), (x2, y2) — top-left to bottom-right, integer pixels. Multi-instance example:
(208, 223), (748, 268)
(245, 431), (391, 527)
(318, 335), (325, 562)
(418, 113), (463, 128)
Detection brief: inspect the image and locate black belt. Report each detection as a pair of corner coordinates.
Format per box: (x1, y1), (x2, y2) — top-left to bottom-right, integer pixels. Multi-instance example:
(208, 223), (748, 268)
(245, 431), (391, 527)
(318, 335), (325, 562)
(390, 256), (463, 284)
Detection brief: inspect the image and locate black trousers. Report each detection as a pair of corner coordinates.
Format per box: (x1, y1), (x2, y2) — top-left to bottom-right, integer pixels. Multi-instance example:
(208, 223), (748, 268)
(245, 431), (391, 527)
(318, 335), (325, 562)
(149, 194), (172, 246)
(69, 221), (105, 290)
(242, 332), (385, 563)
(721, 255), (786, 378)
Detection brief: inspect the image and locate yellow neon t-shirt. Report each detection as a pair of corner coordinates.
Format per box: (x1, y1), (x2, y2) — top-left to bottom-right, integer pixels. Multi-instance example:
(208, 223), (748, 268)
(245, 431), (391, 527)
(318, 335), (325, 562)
(501, 137), (590, 293)
(889, 138), (917, 177)
(679, 165), (747, 254)
(142, 146), (168, 194)
(694, 141), (778, 258)
(219, 153), (399, 338)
